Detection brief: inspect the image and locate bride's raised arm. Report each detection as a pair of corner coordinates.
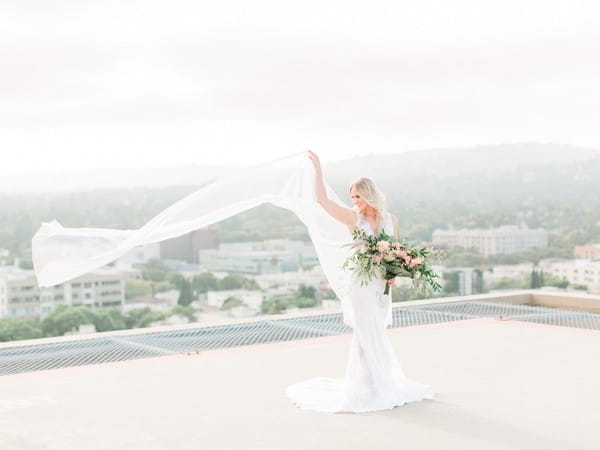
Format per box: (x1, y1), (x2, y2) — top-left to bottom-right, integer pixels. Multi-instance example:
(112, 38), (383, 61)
(307, 150), (356, 230)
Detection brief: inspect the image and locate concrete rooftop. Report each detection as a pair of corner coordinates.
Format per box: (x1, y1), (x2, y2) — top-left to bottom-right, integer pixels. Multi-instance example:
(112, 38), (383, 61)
(1, 315), (598, 450)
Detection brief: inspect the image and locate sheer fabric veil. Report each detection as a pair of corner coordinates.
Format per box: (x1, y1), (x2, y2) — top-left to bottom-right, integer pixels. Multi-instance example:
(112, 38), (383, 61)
(32, 151), (394, 329)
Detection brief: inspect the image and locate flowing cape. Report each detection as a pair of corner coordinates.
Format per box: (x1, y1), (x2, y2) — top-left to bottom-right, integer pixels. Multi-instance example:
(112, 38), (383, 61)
(31, 151), (359, 328)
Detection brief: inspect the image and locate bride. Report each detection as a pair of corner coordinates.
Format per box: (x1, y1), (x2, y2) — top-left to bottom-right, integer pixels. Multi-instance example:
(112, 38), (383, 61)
(285, 150), (435, 413)
(31, 149), (434, 413)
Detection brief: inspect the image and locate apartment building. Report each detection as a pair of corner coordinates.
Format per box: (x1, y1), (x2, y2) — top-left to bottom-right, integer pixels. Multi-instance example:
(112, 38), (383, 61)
(539, 259), (600, 293)
(0, 267), (125, 318)
(432, 225), (547, 256)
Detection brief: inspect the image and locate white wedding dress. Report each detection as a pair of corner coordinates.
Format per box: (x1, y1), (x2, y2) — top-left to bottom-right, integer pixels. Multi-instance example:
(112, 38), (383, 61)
(285, 211), (435, 413)
(30, 152), (434, 413)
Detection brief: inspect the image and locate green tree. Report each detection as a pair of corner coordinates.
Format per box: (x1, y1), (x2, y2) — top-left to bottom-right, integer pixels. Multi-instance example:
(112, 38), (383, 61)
(92, 308), (127, 332)
(125, 279), (152, 298)
(530, 270), (540, 288)
(297, 284), (317, 299)
(191, 272), (219, 294)
(177, 278), (193, 306)
(540, 273), (569, 289)
(390, 285), (435, 302)
(0, 317), (42, 342)
(443, 250), (487, 268)
(442, 272), (460, 295)
(320, 288), (337, 299)
(290, 296), (318, 308)
(493, 276), (529, 290)
(18, 259), (34, 270)
(260, 294), (317, 314)
(169, 305), (198, 322)
(221, 296), (247, 310)
(41, 304), (95, 336)
(125, 307), (167, 329)
(473, 269), (484, 294)
(218, 274), (259, 290)
(152, 281), (174, 293)
(261, 297), (286, 314)
(140, 259), (171, 282)
(270, 256), (281, 267)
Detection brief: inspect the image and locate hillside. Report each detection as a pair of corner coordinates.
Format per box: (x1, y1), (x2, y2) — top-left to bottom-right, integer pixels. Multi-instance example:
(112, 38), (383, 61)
(2, 143), (600, 259)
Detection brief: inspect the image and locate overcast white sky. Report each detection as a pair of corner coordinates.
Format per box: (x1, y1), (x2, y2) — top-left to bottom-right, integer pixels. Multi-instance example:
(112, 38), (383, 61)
(1, 0), (599, 173)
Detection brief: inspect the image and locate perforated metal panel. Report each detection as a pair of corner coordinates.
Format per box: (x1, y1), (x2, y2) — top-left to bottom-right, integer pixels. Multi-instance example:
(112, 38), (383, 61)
(1, 301), (597, 376)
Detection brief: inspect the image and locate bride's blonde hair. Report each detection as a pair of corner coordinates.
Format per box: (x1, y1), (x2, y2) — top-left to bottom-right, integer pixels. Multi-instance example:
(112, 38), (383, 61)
(349, 177), (387, 232)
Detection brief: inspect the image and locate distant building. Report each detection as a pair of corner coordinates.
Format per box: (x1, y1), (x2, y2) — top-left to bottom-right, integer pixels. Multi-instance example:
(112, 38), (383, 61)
(198, 239), (318, 275)
(198, 249), (286, 274)
(483, 263), (535, 287)
(161, 260), (201, 278)
(574, 244), (600, 260)
(116, 243), (160, 265)
(160, 229), (218, 263)
(114, 266), (143, 281)
(254, 265), (327, 291)
(125, 289), (180, 313)
(434, 266), (482, 296)
(0, 267), (125, 318)
(125, 295), (171, 313)
(432, 225), (547, 256)
(0, 248), (10, 265)
(539, 259), (600, 293)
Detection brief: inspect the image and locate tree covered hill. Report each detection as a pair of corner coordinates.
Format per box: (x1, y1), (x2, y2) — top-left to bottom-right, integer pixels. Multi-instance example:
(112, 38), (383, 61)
(2, 143), (600, 259)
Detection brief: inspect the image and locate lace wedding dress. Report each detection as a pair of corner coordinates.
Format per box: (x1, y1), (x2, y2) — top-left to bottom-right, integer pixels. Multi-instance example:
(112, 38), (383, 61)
(285, 211), (435, 413)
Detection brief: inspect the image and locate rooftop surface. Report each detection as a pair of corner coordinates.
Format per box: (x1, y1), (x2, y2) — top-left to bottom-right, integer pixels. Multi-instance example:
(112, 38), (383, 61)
(1, 294), (599, 449)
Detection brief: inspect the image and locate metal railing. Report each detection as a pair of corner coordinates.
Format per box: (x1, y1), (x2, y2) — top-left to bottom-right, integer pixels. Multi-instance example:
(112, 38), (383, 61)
(1, 294), (598, 377)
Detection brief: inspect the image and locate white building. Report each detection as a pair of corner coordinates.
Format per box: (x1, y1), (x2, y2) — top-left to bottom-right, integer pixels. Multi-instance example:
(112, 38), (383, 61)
(441, 266), (478, 296)
(483, 263), (535, 287)
(254, 265), (328, 292)
(0, 267), (125, 318)
(0, 248), (10, 265)
(539, 259), (600, 293)
(198, 239), (318, 275)
(432, 225), (547, 256)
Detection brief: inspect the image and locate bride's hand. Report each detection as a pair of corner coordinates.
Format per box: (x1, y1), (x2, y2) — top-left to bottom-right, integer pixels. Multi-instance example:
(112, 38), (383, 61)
(307, 150), (321, 171)
(387, 277), (396, 286)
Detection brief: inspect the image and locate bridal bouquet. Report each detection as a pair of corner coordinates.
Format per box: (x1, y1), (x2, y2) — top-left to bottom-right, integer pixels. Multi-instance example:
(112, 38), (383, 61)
(342, 228), (442, 295)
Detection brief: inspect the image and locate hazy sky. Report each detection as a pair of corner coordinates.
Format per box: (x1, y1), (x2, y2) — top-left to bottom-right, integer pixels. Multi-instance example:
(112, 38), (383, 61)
(1, 0), (599, 173)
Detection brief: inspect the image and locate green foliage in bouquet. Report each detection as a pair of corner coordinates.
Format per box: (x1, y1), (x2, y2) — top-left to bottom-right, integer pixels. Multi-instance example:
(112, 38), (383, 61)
(342, 228), (442, 295)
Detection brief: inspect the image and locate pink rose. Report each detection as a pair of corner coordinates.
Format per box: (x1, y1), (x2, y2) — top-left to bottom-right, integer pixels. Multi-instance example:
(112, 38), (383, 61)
(410, 257), (423, 267)
(384, 252), (395, 262)
(398, 250), (408, 258)
(376, 240), (390, 252)
(403, 255), (412, 264)
(374, 254), (383, 264)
